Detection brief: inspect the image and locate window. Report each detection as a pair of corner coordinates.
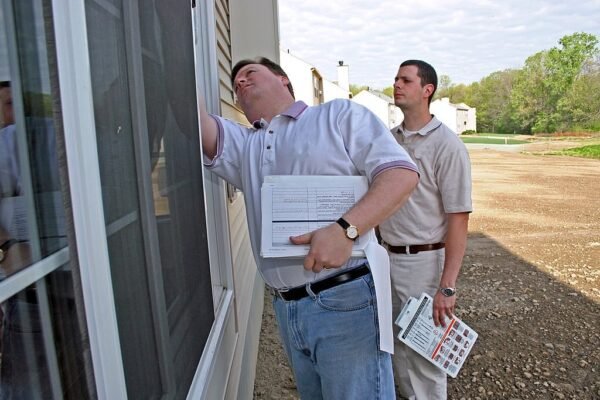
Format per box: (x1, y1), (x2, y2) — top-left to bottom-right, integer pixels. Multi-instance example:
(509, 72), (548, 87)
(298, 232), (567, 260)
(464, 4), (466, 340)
(0, 0), (93, 398)
(84, 0), (213, 397)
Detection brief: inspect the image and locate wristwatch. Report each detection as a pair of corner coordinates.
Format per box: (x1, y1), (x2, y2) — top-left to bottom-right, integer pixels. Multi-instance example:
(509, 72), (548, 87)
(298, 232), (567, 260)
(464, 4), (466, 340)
(439, 287), (456, 297)
(0, 239), (18, 263)
(336, 217), (359, 241)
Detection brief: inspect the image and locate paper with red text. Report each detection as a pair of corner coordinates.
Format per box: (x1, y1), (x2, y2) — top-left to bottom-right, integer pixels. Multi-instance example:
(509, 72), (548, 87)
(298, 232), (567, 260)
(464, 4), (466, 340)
(395, 292), (478, 378)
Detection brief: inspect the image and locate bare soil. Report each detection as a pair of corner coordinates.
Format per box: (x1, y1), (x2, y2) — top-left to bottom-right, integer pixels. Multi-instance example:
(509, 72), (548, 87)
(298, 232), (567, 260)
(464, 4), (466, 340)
(253, 146), (600, 400)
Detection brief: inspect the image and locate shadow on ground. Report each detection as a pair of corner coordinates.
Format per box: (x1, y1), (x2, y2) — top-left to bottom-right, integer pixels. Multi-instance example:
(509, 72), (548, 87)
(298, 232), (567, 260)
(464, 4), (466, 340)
(253, 232), (600, 399)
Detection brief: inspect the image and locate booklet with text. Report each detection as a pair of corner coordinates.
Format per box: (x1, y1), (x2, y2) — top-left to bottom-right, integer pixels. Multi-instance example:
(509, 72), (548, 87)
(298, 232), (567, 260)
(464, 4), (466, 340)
(395, 292), (478, 378)
(260, 175), (376, 258)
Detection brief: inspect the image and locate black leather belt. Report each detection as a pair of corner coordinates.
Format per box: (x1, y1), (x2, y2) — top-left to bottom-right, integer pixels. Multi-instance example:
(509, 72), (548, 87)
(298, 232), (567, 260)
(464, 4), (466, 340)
(384, 242), (445, 254)
(268, 264), (370, 301)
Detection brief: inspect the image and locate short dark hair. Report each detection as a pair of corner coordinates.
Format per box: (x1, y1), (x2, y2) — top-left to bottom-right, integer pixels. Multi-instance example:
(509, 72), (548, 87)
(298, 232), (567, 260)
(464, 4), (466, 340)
(231, 57), (295, 99)
(400, 60), (437, 104)
(0, 81), (10, 89)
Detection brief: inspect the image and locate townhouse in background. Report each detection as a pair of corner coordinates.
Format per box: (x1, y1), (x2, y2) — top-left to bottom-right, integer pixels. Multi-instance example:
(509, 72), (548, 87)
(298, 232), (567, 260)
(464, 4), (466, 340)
(352, 89), (404, 129)
(0, 0), (278, 399)
(430, 97), (477, 134)
(280, 50), (350, 104)
(279, 51), (478, 134)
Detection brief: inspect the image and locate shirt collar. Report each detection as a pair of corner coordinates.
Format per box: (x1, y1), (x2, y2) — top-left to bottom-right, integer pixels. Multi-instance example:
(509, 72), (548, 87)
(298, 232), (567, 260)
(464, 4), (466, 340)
(396, 115), (442, 137)
(251, 101), (309, 129)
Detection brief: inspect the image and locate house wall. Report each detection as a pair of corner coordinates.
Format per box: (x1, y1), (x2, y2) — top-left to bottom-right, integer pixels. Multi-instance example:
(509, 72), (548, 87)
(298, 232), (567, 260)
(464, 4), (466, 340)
(430, 98), (458, 135)
(431, 98), (478, 134)
(280, 50), (318, 105)
(388, 104), (404, 129)
(353, 91), (393, 128)
(467, 107), (477, 132)
(230, 0), (279, 63)
(218, 1), (280, 399)
(456, 108), (469, 134)
(323, 79), (349, 102)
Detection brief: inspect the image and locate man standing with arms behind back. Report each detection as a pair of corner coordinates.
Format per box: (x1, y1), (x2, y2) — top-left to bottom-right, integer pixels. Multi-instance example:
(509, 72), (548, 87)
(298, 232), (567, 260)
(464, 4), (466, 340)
(378, 60), (472, 400)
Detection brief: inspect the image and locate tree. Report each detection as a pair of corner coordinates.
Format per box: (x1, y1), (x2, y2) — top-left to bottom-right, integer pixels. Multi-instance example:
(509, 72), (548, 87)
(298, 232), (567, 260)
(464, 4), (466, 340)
(349, 84), (369, 97)
(472, 69), (519, 133)
(558, 58), (600, 131)
(511, 32), (599, 133)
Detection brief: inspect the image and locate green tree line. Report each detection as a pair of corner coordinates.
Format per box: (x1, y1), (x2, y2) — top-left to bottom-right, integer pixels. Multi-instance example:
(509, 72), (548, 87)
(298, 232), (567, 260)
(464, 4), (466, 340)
(436, 32), (600, 134)
(379, 32), (599, 134)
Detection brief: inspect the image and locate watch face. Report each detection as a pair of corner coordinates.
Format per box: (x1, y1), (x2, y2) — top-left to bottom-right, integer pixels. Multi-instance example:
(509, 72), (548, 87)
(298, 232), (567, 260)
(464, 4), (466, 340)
(441, 288), (456, 297)
(346, 226), (359, 240)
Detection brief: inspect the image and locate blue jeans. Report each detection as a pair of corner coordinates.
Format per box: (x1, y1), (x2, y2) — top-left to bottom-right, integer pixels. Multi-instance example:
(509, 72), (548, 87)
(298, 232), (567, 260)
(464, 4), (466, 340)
(273, 272), (394, 400)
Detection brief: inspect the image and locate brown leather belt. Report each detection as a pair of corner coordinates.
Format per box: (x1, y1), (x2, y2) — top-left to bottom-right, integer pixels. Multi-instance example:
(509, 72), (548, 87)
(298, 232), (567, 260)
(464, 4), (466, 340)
(268, 263), (370, 301)
(384, 242), (445, 254)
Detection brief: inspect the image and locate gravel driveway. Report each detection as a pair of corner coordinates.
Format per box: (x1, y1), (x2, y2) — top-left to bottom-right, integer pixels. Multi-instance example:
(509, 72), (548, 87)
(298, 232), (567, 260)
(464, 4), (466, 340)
(253, 148), (600, 400)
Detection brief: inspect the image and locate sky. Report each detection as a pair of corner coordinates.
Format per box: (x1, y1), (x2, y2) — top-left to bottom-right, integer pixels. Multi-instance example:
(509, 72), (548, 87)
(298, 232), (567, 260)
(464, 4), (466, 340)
(278, 0), (600, 90)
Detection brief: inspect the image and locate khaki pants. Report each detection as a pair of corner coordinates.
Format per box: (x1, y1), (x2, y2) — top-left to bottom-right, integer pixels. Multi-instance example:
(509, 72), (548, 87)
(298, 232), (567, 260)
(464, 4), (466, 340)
(389, 248), (447, 400)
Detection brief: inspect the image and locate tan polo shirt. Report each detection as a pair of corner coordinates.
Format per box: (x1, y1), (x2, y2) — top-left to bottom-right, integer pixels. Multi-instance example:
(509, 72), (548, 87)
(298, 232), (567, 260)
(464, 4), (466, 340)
(379, 116), (472, 245)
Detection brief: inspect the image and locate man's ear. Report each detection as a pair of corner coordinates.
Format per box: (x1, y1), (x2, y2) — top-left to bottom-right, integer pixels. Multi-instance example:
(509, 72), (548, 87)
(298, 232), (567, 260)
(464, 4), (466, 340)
(281, 76), (290, 86)
(423, 83), (435, 99)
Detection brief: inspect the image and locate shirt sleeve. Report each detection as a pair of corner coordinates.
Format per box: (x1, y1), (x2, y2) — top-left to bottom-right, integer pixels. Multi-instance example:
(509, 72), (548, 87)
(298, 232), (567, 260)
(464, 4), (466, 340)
(335, 100), (418, 181)
(203, 115), (247, 189)
(435, 136), (473, 213)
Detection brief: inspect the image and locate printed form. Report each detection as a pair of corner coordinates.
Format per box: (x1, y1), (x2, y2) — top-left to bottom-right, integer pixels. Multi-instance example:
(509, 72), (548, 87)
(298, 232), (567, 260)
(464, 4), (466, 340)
(260, 175), (395, 354)
(260, 175), (375, 257)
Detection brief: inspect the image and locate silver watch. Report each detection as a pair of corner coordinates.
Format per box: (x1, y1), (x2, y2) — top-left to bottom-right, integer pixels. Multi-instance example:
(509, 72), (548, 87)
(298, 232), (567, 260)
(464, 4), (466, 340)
(439, 287), (456, 297)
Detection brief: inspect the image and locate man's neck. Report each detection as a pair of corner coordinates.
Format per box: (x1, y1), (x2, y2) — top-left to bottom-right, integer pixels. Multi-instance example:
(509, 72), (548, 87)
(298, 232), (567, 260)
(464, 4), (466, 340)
(245, 97), (295, 125)
(401, 107), (433, 132)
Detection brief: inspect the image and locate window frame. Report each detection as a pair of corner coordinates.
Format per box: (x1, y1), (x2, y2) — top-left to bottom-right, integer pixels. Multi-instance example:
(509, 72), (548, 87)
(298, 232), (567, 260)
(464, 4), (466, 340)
(51, 0), (128, 398)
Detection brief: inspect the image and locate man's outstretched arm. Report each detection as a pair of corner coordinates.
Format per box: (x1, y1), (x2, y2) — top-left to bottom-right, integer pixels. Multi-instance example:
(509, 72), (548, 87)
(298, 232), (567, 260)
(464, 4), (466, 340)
(198, 96), (218, 159)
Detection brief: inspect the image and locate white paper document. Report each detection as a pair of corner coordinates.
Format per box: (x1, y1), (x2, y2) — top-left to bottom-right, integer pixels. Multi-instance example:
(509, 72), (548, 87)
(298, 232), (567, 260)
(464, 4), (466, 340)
(261, 175), (375, 258)
(260, 175), (394, 354)
(395, 293), (478, 378)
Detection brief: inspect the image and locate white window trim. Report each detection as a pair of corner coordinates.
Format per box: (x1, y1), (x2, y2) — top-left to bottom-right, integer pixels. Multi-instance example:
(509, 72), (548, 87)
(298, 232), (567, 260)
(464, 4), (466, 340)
(185, 2), (238, 399)
(51, 1), (127, 398)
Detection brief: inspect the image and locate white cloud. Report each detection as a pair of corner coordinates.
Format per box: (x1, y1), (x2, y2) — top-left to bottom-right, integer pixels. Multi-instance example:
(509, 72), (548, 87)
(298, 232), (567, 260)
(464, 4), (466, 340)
(278, 0), (600, 88)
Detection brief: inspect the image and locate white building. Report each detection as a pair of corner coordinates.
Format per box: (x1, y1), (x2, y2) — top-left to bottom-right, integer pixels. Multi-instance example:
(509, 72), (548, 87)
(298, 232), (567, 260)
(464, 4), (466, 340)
(280, 50), (350, 105)
(352, 90), (404, 129)
(430, 97), (477, 134)
(0, 0), (279, 399)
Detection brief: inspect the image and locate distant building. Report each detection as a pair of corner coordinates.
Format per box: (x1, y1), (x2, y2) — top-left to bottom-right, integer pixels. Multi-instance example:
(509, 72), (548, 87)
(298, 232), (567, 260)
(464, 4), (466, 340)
(352, 89), (404, 129)
(430, 97), (477, 134)
(280, 50), (350, 105)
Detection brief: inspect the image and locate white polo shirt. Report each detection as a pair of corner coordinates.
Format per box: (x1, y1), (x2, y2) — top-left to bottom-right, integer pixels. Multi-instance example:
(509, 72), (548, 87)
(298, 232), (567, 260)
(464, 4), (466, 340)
(379, 116), (472, 246)
(205, 99), (418, 288)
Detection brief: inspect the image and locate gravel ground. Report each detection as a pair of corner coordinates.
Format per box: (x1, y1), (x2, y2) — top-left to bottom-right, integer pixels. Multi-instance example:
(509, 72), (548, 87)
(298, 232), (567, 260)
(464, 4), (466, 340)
(253, 147), (600, 400)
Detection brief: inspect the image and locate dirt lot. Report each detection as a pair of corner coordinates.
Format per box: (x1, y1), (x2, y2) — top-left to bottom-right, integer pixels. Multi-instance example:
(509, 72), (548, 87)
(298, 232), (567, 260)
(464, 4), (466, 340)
(253, 146), (600, 399)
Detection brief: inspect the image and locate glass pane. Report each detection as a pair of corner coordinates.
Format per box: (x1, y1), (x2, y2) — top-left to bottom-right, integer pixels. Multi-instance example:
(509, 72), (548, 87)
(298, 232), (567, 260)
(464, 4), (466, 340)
(1, 265), (91, 399)
(1, 1), (94, 399)
(86, 0), (214, 397)
(1, 0), (67, 280)
(140, 2), (214, 394)
(84, 0), (163, 397)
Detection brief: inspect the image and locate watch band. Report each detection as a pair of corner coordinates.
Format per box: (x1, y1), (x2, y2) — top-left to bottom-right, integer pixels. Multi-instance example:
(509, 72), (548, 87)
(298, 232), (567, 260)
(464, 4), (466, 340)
(336, 217), (350, 230)
(439, 287), (456, 297)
